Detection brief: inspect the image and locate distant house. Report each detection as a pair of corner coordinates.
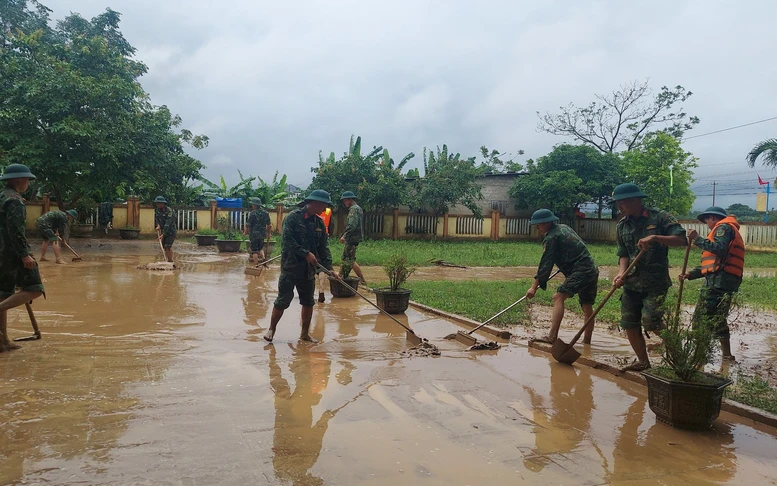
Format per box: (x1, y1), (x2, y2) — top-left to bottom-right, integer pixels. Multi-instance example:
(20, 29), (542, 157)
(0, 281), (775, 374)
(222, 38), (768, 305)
(286, 184), (303, 197)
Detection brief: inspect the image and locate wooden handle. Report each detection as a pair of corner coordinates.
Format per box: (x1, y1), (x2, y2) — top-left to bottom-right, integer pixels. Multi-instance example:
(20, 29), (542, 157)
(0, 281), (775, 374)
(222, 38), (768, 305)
(25, 303), (40, 334)
(675, 236), (692, 315)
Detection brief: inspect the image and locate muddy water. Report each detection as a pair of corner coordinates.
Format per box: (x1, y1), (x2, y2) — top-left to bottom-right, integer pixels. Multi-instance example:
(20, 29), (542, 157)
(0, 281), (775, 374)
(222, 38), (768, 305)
(1, 242), (776, 484)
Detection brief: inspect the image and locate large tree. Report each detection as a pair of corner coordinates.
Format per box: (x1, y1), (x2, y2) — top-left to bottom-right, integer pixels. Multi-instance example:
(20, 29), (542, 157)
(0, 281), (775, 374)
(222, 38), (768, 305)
(409, 145), (483, 217)
(620, 133), (697, 214)
(746, 139), (777, 168)
(0, 2), (208, 207)
(537, 79), (699, 153)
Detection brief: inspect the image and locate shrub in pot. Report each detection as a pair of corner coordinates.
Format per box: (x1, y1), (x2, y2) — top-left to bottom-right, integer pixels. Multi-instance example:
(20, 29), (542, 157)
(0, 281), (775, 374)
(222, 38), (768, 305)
(374, 254), (415, 314)
(642, 308), (733, 430)
(328, 261), (361, 297)
(119, 226), (141, 240)
(215, 216), (244, 252)
(195, 228), (219, 246)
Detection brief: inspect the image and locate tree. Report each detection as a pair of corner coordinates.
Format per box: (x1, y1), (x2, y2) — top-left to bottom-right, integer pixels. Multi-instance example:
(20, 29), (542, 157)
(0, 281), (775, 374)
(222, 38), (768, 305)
(620, 133), (697, 214)
(746, 139), (777, 168)
(508, 144), (623, 218)
(309, 135), (412, 214)
(478, 145), (524, 173)
(0, 2), (208, 207)
(409, 145), (483, 217)
(537, 80), (699, 153)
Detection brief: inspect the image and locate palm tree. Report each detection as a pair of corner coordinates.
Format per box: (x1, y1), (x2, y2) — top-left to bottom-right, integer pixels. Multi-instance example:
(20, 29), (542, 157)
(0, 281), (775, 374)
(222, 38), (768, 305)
(746, 139), (777, 167)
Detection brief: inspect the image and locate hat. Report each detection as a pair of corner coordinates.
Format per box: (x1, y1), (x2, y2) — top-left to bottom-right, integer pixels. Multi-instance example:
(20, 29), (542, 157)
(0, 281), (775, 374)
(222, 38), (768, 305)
(0, 163), (36, 181)
(530, 209), (559, 225)
(154, 196), (168, 204)
(66, 209), (78, 219)
(304, 189), (333, 206)
(611, 183), (647, 201)
(340, 191), (357, 200)
(697, 206), (727, 222)
(249, 197), (263, 206)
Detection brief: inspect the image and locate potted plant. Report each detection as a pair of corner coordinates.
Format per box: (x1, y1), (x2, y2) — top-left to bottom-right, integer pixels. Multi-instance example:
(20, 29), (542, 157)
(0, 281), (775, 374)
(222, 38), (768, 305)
(118, 226), (141, 240)
(71, 200), (96, 238)
(642, 309), (733, 430)
(195, 228), (220, 246)
(215, 216), (244, 252)
(373, 254), (415, 314)
(328, 261), (361, 298)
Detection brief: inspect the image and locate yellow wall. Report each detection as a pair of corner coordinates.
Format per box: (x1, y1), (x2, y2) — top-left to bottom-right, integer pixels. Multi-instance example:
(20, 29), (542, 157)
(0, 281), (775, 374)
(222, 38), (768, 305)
(196, 210), (211, 231)
(112, 206), (128, 228)
(139, 207), (156, 233)
(25, 204), (43, 230)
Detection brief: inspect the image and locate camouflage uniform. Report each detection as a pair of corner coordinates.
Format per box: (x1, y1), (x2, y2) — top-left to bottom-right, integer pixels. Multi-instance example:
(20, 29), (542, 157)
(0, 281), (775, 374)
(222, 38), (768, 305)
(341, 203), (364, 265)
(535, 223), (599, 304)
(247, 208), (271, 253)
(154, 206), (177, 248)
(685, 223), (742, 339)
(275, 208), (333, 309)
(35, 210), (69, 242)
(616, 207), (686, 331)
(0, 187), (45, 299)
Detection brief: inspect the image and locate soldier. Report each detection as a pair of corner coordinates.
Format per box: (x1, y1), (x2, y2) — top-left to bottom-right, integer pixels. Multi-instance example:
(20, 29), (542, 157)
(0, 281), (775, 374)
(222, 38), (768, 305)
(0, 164), (45, 353)
(679, 206), (744, 361)
(525, 209), (599, 344)
(264, 190), (336, 344)
(611, 183), (687, 371)
(316, 206), (332, 303)
(339, 191), (366, 284)
(36, 209), (77, 263)
(244, 197), (272, 265)
(153, 196), (177, 263)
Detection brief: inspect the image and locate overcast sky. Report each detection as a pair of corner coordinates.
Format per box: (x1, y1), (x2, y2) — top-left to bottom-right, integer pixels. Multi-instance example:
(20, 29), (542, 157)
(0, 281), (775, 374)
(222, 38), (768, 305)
(42, 0), (777, 210)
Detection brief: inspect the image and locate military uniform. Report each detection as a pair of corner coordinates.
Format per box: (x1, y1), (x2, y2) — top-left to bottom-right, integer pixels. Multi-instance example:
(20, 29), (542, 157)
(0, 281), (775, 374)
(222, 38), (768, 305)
(0, 187), (45, 299)
(535, 223), (599, 304)
(686, 217), (743, 340)
(275, 208), (333, 309)
(154, 206), (177, 248)
(36, 210), (69, 242)
(247, 208), (271, 253)
(616, 207), (686, 331)
(341, 202), (364, 265)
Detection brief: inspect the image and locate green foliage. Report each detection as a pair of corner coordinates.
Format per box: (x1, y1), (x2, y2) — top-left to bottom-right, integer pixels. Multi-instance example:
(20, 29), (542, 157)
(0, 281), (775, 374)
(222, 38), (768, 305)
(537, 79), (699, 153)
(120, 225), (140, 230)
(339, 260), (353, 279)
(195, 227), (220, 236)
(197, 171), (256, 200)
(723, 203), (777, 223)
(478, 145), (524, 173)
(409, 145), (484, 217)
(382, 254), (415, 291)
(746, 139), (777, 168)
(659, 307), (718, 382)
(215, 216), (242, 240)
(620, 133), (697, 214)
(725, 373), (777, 415)
(310, 135), (412, 215)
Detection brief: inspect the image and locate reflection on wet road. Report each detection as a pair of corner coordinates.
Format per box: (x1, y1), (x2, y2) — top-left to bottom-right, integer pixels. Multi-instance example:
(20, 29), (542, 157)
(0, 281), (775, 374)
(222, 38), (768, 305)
(1, 245), (776, 484)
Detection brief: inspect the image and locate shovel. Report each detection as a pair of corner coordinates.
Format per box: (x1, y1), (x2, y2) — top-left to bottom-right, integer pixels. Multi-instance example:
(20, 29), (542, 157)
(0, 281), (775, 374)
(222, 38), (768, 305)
(317, 264), (424, 346)
(451, 269), (562, 347)
(61, 239), (82, 262)
(551, 248), (646, 365)
(245, 254), (282, 276)
(13, 303), (41, 341)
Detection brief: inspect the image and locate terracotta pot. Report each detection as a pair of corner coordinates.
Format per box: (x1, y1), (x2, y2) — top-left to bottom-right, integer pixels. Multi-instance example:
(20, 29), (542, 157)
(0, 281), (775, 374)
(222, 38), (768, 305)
(195, 235), (218, 246)
(328, 276), (361, 297)
(215, 239), (242, 252)
(72, 223), (94, 238)
(374, 288), (412, 314)
(119, 229), (140, 240)
(642, 370), (732, 430)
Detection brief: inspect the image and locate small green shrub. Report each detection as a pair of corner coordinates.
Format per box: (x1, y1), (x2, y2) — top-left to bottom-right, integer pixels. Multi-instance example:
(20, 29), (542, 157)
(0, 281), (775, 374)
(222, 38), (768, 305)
(383, 254), (415, 291)
(195, 228), (220, 236)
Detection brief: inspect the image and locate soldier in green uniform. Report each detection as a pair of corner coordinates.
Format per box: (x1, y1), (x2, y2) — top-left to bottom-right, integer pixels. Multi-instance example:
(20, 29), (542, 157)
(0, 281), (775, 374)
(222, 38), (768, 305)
(679, 206), (744, 361)
(0, 164), (45, 353)
(264, 190), (336, 344)
(612, 183), (687, 371)
(525, 209), (600, 344)
(243, 197), (272, 265)
(36, 209), (77, 264)
(153, 196), (177, 263)
(338, 191), (366, 284)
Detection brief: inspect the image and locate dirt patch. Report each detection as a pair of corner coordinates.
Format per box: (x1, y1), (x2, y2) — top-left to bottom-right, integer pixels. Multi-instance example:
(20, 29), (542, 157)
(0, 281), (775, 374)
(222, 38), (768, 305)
(400, 341), (441, 358)
(466, 341), (500, 351)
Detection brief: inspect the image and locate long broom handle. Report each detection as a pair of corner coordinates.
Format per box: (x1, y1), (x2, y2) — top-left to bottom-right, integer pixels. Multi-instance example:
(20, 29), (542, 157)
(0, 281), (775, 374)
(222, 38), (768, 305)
(61, 239), (82, 259)
(25, 302), (40, 335)
(675, 236), (692, 316)
(564, 248), (647, 349)
(467, 269), (562, 335)
(317, 264), (417, 335)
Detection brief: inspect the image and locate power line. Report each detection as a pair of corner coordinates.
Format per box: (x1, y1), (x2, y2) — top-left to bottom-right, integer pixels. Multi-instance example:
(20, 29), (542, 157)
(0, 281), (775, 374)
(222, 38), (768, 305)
(683, 116), (777, 141)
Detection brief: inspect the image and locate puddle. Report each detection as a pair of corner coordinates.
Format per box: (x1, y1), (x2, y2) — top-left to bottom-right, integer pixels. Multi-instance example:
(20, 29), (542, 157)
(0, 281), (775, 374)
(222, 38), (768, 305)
(2, 241), (776, 484)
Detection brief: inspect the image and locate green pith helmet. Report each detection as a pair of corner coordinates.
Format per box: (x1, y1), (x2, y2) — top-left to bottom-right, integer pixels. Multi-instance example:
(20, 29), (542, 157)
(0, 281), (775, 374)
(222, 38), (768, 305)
(611, 183), (647, 201)
(249, 197), (263, 206)
(340, 190), (357, 200)
(529, 209), (559, 225)
(154, 196), (168, 204)
(66, 209), (78, 219)
(697, 206), (727, 222)
(304, 189), (332, 206)
(0, 163), (36, 181)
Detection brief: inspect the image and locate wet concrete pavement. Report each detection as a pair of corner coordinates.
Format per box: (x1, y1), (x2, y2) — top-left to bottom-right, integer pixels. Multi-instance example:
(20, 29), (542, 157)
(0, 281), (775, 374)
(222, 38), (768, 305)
(2, 242), (777, 484)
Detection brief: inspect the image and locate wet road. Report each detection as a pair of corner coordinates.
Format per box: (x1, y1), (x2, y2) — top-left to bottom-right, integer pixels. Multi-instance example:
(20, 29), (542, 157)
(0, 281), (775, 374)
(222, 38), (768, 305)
(2, 244), (777, 485)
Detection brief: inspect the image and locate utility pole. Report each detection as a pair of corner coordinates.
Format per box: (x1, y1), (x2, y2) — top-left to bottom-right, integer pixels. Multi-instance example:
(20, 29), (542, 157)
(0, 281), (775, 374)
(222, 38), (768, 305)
(712, 181), (716, 206)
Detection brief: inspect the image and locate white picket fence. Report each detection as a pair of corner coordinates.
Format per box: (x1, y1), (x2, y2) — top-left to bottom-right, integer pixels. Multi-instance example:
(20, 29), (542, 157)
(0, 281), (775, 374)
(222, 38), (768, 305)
(456, 216), (483, 235)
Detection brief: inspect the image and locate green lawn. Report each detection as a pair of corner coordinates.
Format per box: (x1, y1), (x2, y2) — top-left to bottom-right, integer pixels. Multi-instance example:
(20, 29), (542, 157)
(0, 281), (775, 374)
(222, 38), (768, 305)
(329, 239), (776, 268)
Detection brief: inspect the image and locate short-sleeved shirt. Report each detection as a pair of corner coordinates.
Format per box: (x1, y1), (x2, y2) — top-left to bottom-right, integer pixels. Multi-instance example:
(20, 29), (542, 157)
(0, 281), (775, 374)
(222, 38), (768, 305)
(616, 207), (686, 293)
(342, 203), (364, 244)
(281, 208), (333, 280)
(247, 209), (271, 240)
(36, 210), (69, 234)
(535, 223), (598, 290)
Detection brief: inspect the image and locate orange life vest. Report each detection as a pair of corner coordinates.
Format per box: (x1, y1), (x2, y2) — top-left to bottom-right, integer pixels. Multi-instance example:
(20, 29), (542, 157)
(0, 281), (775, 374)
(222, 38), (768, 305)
(700, 216), (745, 277)
(318, 208), (332, 235)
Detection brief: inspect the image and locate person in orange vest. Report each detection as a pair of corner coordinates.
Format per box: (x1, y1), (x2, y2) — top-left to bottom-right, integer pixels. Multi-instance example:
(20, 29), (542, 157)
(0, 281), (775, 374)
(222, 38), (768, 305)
(680, 206), (744, 361)
(315, 207), (332, 303)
